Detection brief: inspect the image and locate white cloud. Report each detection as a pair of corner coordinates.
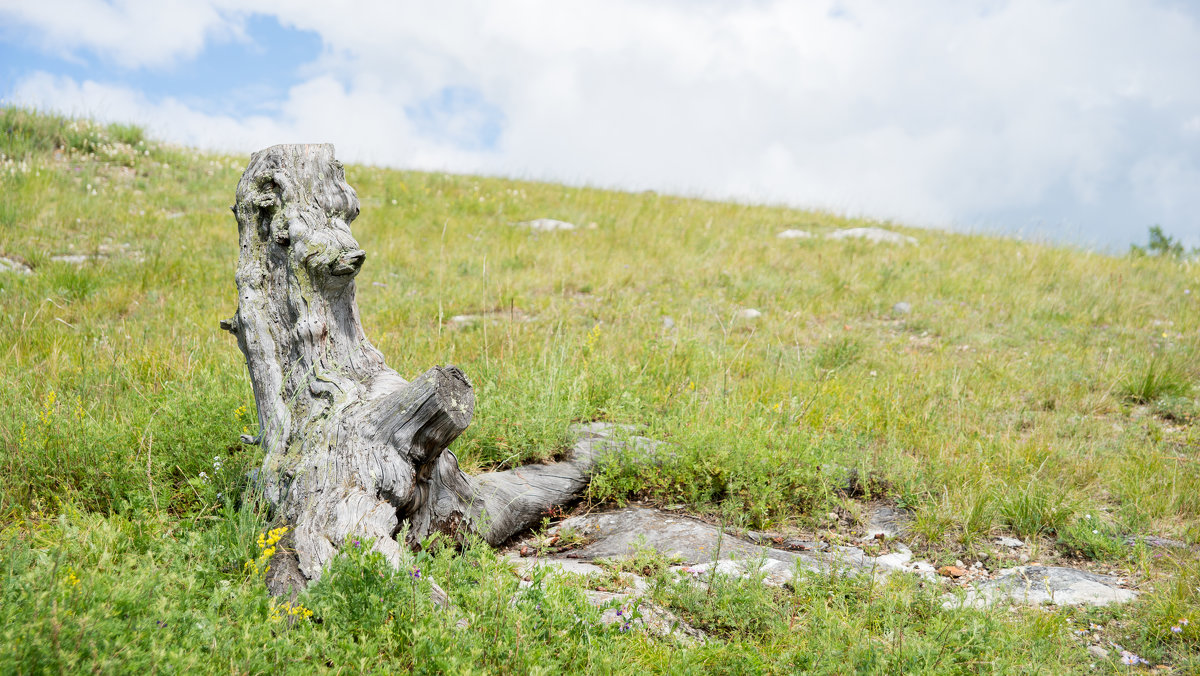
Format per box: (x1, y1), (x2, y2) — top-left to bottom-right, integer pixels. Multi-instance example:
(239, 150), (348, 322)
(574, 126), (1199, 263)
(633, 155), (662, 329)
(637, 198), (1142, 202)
(0, 0), (236, 68)
(10, 72), (489, 171)
(4, 0), (1200, 247)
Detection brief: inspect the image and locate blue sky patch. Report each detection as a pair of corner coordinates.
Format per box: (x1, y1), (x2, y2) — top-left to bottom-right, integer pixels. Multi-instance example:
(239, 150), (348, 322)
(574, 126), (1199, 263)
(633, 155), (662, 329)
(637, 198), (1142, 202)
(0, 14), (322, 117)
(405, 86), (505, 152)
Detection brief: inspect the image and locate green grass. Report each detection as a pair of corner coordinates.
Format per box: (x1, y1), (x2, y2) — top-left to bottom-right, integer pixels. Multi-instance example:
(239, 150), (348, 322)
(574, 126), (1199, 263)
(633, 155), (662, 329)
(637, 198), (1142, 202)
(1, 106), (1199, 672)
(1121, 355), (1193, 405)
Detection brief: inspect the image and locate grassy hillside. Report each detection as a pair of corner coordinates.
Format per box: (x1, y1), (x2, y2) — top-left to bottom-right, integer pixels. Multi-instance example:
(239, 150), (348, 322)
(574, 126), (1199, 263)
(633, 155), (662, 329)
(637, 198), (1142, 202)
(1, 107), (1197, 673)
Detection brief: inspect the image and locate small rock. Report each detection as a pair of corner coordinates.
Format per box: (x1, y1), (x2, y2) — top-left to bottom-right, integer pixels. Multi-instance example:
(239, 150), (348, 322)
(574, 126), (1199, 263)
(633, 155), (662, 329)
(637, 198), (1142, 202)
(1087, 645), (1109, 659)
(939, 566), (967, 578)
(1123, 535), (1188, 550)
(50, 254), (94, 265)
(776, 229), (813, 239)
(996, 537), (1024, 548)
(756, 559), (797, 587)
(515, 218), (576, 232)
(0, 256), (32, 275)
(910, 561), (938, 576)
(548, 507), (791, 565)
(826, 227), (918, 245)
(661, 316), (675, 330)
(865, 505), (910, 540)
(735, 308), (762, 320)
(508, 556), (606, 578)
(874, 551), (912, 572)
(588, 592), (705, 644)
(689, 560), (744, 577)
(892, 301), (912, 315)
(949, 566), (1137, 608)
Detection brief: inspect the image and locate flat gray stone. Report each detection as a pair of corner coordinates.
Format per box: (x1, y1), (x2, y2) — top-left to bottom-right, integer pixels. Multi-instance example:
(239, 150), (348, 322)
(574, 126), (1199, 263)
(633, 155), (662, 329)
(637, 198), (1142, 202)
(948, 566), (1137, 608)
(515, 218), (576, 232)
(1087, 645), (1109, 659)
(827, 227), (917, 245)
(551, 507), (790, 565)
(585, 591), (705, 644)
(509, 556), (606, 578)
(864, 505), (910, 540)
(682, 557), (799, 587)
(1124, 535), (1188, 549)
(514, 505), (961, 626)
(735, 308), (762, 320)
(0, 256), (32, 274)
(909, 561), (937, 576)
(873, 549), (913, 572)
(447, 310), (535, 327)
(542, 507), (922, 578)
(776, 229), (813, 239)
(892, 301), (912, 315)
(995, 537), (1025, 548)
(50, 254), (95, 264)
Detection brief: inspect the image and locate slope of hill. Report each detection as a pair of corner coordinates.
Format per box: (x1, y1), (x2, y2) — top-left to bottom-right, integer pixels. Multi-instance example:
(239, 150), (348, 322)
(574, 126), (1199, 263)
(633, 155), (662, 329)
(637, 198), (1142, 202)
(1, 107), (1197, 672)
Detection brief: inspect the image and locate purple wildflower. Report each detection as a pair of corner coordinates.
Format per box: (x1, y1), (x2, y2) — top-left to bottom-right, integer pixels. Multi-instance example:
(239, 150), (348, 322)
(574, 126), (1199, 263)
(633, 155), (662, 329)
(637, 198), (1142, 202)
(1171, 626), (1182, 634)
(411, 567), (421, 579)
(1120, 650), (1148, 666)
(352, 539), (361, 548)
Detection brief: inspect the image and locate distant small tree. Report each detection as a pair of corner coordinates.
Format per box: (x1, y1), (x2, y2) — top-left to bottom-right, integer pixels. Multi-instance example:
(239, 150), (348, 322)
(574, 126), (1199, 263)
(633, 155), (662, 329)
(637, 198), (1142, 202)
(1130, 225), (1186, 258)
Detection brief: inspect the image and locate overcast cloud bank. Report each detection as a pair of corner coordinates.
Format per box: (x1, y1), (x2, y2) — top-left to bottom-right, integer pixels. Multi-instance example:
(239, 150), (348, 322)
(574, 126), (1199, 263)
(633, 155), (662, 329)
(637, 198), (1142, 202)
(2, 0), (1198, 250)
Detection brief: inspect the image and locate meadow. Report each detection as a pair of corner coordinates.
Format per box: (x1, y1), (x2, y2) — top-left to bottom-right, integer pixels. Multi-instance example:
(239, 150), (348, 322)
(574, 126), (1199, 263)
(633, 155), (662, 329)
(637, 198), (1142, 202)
(1, 107), (1197, 673)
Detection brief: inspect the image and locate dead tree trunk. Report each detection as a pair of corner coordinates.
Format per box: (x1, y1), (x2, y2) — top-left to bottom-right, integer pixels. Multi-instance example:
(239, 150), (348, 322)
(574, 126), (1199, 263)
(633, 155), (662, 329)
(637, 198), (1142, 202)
(222, 144), (610, 593)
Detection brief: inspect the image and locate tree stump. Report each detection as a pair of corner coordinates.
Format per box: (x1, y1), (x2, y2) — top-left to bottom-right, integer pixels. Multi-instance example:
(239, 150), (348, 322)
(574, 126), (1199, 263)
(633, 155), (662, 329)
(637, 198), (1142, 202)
(222, 144), (608, 593)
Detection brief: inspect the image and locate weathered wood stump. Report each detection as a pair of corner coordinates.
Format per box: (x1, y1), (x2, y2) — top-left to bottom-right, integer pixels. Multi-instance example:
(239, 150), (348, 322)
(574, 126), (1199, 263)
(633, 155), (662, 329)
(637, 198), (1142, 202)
(222, 144), (607, 594)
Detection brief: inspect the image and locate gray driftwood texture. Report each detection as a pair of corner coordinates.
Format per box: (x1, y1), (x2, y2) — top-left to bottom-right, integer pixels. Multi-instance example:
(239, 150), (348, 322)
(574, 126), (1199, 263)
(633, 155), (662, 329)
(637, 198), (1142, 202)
(222, 144), (603, 594)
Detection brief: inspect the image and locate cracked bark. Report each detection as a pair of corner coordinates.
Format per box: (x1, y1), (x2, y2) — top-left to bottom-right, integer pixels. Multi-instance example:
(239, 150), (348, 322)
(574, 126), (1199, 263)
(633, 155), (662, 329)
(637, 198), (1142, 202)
(223, 144), (609, 596)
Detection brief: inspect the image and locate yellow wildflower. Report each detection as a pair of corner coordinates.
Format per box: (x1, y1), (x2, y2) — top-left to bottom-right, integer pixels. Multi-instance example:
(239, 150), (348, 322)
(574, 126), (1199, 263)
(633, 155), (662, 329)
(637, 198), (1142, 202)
(40, 390), (56, 425)
(584, 323), (602, 353)
(248, 526), (290, 577)
(270, 600), (314, 622)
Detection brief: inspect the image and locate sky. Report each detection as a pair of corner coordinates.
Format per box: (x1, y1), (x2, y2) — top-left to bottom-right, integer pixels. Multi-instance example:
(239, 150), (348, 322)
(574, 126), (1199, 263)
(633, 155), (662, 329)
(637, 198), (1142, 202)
(1, 0), (1198, 251)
